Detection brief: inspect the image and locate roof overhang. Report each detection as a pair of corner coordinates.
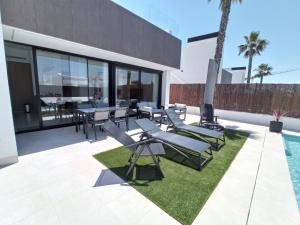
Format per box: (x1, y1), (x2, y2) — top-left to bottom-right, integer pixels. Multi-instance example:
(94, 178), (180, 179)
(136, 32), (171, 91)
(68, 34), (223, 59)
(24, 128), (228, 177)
(2, 25), (178, 72)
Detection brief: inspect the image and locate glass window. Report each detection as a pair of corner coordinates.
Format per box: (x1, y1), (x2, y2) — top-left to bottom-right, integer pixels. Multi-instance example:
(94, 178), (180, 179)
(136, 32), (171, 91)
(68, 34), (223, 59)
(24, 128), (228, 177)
(116, 67), (139, 108)
(37, 50), (88, 126)
(88, 60), (109, 106)
(141, 71), (159, 106)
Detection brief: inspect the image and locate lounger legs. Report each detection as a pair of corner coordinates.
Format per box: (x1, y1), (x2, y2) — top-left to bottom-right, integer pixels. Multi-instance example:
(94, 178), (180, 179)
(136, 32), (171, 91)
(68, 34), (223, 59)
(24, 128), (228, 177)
(145, 145), (164, 178)
(126, 145), (164, 178)
(126, 146), (144, 177)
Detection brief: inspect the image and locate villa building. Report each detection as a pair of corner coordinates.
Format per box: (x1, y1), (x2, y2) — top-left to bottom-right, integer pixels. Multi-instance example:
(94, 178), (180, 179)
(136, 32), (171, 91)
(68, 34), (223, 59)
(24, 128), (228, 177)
(170, 32), (246, 84)
(0, 0), (181, 167)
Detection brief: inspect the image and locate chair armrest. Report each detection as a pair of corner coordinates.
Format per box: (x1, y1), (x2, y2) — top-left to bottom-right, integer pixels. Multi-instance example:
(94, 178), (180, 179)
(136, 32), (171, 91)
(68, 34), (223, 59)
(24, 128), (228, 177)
(125, 138), (154, 148)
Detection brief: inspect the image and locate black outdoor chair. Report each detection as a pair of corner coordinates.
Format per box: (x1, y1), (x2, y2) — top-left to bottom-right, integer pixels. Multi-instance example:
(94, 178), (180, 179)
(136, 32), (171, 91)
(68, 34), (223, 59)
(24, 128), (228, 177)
(173, 103), (187, 120)
(88, 109), (110, 140)
(111, 107), (129, 131)
(135, 118), (213, 170)
(165, 109), (225, 150)
(76, 103), (93, 130)
(103, 120), (165, 177)
(200, 104), (224, 131)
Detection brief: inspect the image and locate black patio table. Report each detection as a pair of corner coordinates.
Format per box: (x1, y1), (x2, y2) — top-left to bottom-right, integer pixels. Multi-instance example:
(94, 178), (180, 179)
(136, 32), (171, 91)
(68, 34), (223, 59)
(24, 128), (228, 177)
(75, 107), (118, 139)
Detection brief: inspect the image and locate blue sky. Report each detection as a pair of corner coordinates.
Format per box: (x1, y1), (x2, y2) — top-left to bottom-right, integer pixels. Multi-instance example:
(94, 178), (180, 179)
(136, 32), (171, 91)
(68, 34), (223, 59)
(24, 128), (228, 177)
(112, 0), (300, 84)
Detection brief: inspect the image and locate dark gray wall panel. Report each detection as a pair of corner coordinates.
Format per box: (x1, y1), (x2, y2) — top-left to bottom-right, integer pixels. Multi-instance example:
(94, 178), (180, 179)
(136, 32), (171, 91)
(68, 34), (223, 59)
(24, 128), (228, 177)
(71, 0), (101, 47)
(0, 0), (36, 31)
(35, 0), (73, 41)
(0, 0), (181, 68)
(98, 0), (122, 54)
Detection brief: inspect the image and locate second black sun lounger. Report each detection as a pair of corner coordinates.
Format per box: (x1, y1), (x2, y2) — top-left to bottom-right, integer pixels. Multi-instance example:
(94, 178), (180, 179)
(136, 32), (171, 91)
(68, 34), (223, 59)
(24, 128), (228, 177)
(135, 118), (213, 170)
(165, 109), (225, 150)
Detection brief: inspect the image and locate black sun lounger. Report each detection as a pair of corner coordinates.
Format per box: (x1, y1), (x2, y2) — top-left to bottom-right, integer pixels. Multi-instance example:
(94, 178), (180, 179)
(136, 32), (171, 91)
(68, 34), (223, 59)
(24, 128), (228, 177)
(165, 109), (225, 150)
(135, 118), (213, 170)
(103, 120), (165, 177)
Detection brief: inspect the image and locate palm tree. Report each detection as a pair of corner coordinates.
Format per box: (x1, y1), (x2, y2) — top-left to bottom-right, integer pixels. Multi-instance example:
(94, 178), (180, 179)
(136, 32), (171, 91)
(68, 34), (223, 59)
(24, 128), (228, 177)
(208, 0), (243, 72)
(238, 32), (269, 84)
(204, 0), (243, 105)
(252, 63), (272, 84)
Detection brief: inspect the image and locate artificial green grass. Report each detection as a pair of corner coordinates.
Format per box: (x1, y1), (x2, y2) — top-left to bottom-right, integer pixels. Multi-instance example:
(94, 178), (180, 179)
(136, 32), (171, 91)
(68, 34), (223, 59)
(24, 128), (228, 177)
(94, 129), (248, 225)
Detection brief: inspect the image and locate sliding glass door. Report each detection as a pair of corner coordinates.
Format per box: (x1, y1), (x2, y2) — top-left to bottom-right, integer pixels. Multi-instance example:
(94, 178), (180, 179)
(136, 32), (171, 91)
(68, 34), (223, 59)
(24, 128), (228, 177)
(116, 67), (140, 109)
(5, 42), (40, 132)
(116, 66), (160, 111)
(141, 71), (159, 106)
(36, 49), (109, 127)
(88, 60), (109, 106)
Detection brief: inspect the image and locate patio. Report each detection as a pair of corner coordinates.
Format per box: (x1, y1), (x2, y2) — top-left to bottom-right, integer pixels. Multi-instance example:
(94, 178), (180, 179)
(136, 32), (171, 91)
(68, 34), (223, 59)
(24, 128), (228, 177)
(1, 115), (299, 225)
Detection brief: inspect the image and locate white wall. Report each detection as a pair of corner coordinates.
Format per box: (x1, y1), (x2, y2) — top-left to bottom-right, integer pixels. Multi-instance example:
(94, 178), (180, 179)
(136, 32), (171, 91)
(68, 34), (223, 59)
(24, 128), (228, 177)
(0, 12), (18, 166)
(170, 37), (222, 84)
(161, 71), (171, 109)
(186, 106), (300, 132)
(224, 68), (246, 84)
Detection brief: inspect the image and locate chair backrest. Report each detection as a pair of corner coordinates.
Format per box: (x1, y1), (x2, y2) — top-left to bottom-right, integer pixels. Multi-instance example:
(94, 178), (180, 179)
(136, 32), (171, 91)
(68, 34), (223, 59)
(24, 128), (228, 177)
(65, 101), (77, 110)
(114, 107), (128, 118)
(201, 104), (214, 122)
(165, 109), (184, 126)
(119, 100), (130, 107)
(174, 103), (186, 110)
(137, 101), (157, 109)
(135, 118), (161, 133)
(94, 109), (110, 121)
(137, 101), (148, 109)
(103, 120), (136, 152)
(95, 102), (108, 108)
(78, 103), (92, 109)
(147, 101), (157, 109)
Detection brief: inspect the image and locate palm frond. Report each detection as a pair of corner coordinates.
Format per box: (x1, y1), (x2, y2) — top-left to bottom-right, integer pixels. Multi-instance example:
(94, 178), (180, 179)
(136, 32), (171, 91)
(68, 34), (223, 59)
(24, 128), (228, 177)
(249, 31), (260, 42)
(238, 44), (247, 55)
(254, 63), (273, 77)
(238, 31), (269, 59)
(243, 35), (249, 44)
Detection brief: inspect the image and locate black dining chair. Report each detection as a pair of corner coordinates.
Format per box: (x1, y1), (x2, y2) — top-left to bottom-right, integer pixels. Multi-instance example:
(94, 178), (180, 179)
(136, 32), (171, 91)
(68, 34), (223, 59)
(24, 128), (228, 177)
(111, 107), (129, 131)
(88, 109), (110, 140)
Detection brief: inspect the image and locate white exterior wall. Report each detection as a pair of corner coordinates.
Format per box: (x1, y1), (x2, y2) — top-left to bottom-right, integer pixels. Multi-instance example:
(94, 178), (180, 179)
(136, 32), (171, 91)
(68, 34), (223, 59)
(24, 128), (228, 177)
(186, 106), (300, 132)
(170, 37), (222, 84)
(226, 69), (246, 83)
(161, 71), (171, 109)
(0, 12), (18, 166)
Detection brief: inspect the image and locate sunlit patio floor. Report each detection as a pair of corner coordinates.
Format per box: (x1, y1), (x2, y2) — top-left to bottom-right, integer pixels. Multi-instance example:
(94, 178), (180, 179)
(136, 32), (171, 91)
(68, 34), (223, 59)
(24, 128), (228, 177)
(0, 115), (299, 225)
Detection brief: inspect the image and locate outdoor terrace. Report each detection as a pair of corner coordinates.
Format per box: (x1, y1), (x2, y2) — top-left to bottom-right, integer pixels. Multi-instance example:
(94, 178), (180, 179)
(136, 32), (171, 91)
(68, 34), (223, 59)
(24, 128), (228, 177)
(0, 115), (299, 225)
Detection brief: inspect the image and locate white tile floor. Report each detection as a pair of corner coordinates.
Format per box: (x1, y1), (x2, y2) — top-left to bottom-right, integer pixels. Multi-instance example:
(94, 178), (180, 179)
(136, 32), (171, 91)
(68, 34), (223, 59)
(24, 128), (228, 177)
(192, 119), (300, 225)
(1, 115), (299, 225)
(1, 119), (180, 225)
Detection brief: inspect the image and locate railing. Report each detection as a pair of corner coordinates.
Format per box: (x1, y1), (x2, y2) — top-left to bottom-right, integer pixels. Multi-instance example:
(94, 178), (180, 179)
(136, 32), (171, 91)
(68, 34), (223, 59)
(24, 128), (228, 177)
(169, 84), (300, 118)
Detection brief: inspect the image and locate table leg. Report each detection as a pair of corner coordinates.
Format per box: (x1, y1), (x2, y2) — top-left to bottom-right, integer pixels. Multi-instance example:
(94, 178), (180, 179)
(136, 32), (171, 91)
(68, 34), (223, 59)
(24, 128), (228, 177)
(159, 113), (162, 127)
(85, 114), (89, 139)
(75, 112), (78, 132)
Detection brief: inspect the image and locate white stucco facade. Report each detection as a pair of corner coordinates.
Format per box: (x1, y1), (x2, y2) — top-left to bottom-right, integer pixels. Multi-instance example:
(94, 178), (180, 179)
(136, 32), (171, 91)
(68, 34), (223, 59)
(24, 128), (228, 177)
(170, 33), (246, 85)
(170, 33), (222, 84)
(224, 67), (246, 84)
(0, 11), (18, 167)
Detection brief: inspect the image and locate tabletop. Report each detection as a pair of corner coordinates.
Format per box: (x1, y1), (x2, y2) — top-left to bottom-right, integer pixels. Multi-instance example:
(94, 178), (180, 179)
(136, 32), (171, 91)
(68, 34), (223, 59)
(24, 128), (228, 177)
(76, 106), (119, 114)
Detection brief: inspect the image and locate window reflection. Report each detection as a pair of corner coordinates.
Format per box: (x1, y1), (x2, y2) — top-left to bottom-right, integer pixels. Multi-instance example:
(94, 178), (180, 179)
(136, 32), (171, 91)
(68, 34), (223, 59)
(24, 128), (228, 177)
(116, 67), (139, 109)
(141, 71), (159, 106)
(88, 60), (109, 106)
(37, 50), (108, 127)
